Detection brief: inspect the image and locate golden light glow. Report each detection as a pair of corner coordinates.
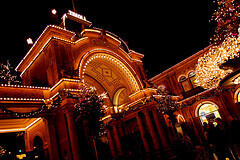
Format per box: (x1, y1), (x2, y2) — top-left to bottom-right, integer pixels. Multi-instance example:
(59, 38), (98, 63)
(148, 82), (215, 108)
(195, 27), (240, 89)
(80, 52), (141, 91)
(16, 154), (26, 159)
(0, 118), (41, 133)
(198, 103), (221, 124)
(238, 91), (240, 102)
(234, 76), (240, 84)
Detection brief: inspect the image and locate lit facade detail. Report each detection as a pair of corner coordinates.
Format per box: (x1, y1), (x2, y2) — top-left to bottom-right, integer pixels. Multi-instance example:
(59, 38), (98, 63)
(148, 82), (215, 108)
(195, 27), (240, 89)
(0, 11), (239, 160)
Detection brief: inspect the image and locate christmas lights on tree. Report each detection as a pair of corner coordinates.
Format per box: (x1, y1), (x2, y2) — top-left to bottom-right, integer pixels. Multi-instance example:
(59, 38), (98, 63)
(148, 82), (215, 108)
(153, 86), (180, 125)
(210, 0), (240, 45)
(0, 60), (21, 85)
(196, 0), (240, 89)
(65, 81), (107, 136)
(196, 31), (240, 89)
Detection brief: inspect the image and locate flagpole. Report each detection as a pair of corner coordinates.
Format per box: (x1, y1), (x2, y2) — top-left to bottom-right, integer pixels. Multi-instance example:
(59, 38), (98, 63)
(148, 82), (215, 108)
(71, 0), (76, 12)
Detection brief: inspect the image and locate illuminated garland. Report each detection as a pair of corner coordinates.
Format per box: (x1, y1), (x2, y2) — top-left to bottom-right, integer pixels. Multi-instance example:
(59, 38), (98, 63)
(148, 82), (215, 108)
(195, 27), (240, 89)
(0, 96), (62, 118)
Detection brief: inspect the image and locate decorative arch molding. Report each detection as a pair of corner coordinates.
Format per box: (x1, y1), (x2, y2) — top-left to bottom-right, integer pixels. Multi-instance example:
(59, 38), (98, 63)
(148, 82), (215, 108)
(113, 87), (128, 106)
(177, 114), (186, 123)
(78, 49), (143, 92)
(30, 131), (46, 150)
(234, 86), (240, 103)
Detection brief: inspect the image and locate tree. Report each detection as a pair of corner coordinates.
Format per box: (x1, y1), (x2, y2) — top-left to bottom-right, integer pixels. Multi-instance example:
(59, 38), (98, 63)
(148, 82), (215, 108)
(66, 82), (106, 137)
(195, 0), (240, 89)
(153, 86), (180, 125)
(210, 0), (240, 45)
(0, 60), (21, 85)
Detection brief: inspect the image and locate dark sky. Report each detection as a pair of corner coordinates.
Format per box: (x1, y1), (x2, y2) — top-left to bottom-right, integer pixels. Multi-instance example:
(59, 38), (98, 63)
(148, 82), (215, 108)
(2, 0), (216, 78)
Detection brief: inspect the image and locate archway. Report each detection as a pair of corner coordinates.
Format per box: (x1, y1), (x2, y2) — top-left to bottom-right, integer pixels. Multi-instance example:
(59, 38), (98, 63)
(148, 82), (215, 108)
(33, 136), (45, 159)
(197, 102), (221, 124)
(78, 50), (142, 112)
(234, 87), (240, 103)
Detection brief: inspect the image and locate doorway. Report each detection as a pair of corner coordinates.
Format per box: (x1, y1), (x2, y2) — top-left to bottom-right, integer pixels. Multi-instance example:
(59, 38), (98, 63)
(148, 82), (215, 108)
(197, 102), (221, 124)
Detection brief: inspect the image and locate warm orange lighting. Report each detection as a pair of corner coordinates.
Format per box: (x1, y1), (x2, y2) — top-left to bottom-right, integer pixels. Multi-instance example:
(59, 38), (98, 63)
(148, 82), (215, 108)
(16, 154), (26, 159)
(0, 118), (41, 133)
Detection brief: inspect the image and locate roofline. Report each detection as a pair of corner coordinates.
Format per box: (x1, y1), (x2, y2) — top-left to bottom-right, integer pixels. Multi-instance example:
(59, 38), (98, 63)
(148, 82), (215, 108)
(16, 25), (76, 72)
(149, 45), (211, 82)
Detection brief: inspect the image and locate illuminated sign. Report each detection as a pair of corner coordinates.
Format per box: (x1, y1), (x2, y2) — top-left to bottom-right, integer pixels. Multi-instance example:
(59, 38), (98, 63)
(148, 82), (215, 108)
(68, 10), (87, 21)
(62, 10), (92, 28)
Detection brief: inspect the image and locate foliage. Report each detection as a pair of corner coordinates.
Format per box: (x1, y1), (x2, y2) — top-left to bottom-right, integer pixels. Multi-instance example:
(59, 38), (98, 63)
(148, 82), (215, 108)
(210, 0), (240, 45)
(0, 146), (5, 157)
(72, 82), (106, 136)
(0, 60), (21, 85)
(154, 86), (180, 124)
(196, 0), (240, 89)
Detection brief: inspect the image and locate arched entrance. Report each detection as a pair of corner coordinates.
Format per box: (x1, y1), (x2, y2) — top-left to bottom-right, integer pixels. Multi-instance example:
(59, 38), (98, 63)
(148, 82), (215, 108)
(78, 50), (143, 113)
(33, 136), (45, 159)
(197, 102), (221, 124)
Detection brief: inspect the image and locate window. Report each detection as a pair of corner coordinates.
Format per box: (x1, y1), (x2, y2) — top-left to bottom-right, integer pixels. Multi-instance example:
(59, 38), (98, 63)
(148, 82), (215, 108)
(188, 71), (197, 88)
(179, 71), (198, 93)
(238, 91), (240, 103)
(234, 88), (240, 103)
(198, 102), (221, 124)
(180, 76), (191, 92)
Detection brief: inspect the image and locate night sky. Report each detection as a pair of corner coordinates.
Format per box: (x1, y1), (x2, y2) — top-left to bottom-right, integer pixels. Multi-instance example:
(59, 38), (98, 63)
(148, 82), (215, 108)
(2, 0), (216, 78)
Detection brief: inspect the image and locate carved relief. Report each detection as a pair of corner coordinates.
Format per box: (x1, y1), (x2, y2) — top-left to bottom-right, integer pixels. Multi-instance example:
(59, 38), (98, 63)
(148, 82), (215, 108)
(90, 39), (118, 52)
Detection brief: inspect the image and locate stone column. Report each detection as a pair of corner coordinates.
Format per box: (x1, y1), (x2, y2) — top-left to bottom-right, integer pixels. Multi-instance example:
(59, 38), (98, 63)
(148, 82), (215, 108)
(43, 115), (59, 160)
(136, 113), (150, 153)
(152, 109), (168, 148)
(106, 128), (116, 158)
(144, 110), (160, 151)
(65, 108), (82, 160)
(112, 124), (123, 156)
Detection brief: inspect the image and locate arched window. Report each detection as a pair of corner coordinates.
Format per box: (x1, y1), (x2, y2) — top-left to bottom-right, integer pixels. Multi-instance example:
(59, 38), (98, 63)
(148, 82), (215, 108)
(188, 71), (197, 88)
(234, 88), (240, 103)
(177, 114), (186, 124)
(197, 102), (221, 124)
(238, 91), (240, 103)
(33, 136), (43, 149)
(113, 88), (128, 113)
(179, 76), (191, 92)
(33, 136), (45, 159)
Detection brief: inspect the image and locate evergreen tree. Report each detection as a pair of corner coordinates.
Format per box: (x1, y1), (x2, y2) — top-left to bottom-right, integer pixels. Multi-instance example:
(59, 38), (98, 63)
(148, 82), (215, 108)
(211, 0), (240, 45)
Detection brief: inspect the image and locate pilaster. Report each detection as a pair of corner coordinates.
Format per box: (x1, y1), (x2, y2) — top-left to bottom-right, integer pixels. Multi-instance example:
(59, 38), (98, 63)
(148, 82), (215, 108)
(43, 114), (59, 160)
(64, 106), (82, 160)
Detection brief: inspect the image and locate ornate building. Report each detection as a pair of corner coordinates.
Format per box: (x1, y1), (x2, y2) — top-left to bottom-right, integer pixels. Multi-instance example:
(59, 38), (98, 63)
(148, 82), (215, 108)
(0, 11), (239, 159)
(150, 46), (240, 145)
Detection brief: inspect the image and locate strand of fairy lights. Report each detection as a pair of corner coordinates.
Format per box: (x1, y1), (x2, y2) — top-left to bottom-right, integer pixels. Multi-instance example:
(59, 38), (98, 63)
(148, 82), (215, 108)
(195, 26), (240, 89)
(81, 53), (140, 91)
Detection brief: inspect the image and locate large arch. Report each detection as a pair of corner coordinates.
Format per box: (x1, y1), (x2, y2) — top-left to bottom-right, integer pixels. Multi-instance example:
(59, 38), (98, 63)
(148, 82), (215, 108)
(78, 49), (142, 109)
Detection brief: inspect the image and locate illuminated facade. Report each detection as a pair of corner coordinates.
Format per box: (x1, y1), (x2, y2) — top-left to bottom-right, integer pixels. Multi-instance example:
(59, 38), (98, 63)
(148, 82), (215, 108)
(150, 46), (240, 145)
(0, 11), (239, 159)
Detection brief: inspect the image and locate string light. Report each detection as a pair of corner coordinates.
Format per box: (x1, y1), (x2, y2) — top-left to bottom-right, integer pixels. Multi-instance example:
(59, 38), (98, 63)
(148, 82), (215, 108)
(234, 76), (240, 84)
(195, 26), (240, 89)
